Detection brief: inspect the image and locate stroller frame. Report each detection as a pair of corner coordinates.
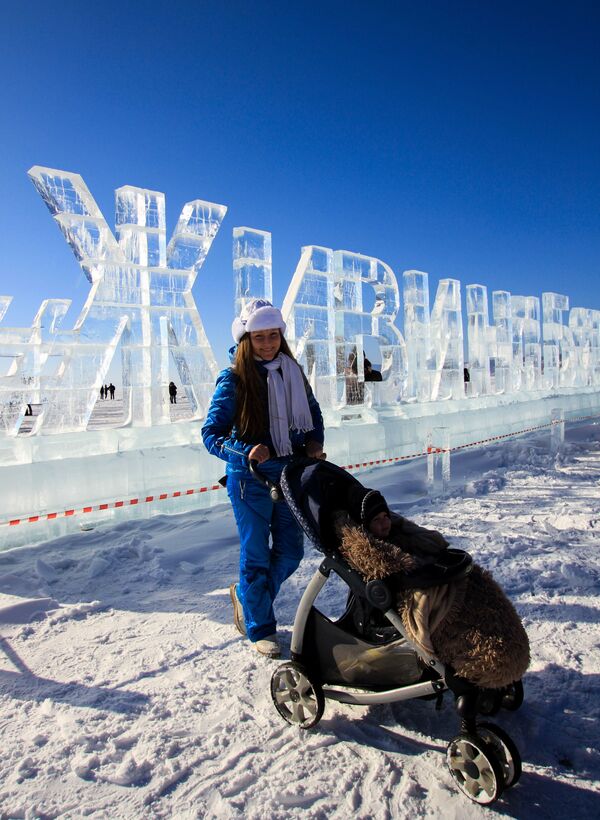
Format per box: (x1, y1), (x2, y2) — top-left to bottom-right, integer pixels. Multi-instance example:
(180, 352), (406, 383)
(289, 555), (448, 706)
(254, 458), (524, 806)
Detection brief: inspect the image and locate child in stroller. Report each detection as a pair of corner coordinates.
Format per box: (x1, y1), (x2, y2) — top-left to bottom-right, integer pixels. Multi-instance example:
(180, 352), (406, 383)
(266, 458), (530, 806)
(335, 484), (530, 691)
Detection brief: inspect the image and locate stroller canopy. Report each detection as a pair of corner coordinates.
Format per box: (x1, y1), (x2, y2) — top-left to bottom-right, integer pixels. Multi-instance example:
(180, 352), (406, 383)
(280, 458), (365, 553)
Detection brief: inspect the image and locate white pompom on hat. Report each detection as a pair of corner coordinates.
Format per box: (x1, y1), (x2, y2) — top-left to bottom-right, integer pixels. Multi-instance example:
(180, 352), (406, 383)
(231, 298), (287, 343)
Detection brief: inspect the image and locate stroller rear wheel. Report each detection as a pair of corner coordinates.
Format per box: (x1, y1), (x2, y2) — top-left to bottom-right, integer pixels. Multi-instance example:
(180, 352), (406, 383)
(446, 733), (504, 804)
(477, 721), (522, 788)
(271, 662), (324, 729)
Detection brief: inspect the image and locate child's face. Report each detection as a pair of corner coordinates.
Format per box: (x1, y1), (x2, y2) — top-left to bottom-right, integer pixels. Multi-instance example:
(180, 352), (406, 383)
(368, 511), (391, 539)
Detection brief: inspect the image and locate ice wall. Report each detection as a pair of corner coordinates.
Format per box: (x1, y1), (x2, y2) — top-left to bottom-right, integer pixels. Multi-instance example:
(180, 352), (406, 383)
(3, 387), (600, 551)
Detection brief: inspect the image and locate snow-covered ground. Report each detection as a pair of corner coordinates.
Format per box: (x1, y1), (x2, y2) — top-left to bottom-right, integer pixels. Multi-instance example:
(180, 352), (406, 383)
(1, 422), (599, 818)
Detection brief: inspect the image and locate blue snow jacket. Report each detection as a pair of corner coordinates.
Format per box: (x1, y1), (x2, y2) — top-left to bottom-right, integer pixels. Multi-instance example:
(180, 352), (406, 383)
(201, 347), (324, 479)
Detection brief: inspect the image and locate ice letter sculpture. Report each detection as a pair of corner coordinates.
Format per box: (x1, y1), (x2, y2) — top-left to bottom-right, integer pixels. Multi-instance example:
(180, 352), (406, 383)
(233, 227), (273, 316)
(281, 245), (337, 407)
(402, 274), (464, 402)
(332, 251), (407, 407)
(466, 284), (493, 396)
(430, 279), (464, 400)
(403, 270), (432, 401)
(0, 297), (71, 435)
(3, 166), (600, 446)
(542, 292), (571, 389)
(492, 291), (513, 394)
(282, 247), (407, 409)
(512, 295), (542, 391)
(21, 167), (226, 432)
(569, 307), (600, 386)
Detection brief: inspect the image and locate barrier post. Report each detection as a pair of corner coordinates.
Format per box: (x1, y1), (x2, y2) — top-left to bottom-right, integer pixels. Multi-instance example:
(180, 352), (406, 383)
(551, 407), (565, 454)
(437, 426), (451, 493)
(426, 430), (434, 490)
(427, 427), (451, 495)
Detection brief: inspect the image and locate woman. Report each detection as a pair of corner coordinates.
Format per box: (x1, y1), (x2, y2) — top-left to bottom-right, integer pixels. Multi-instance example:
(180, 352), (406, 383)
(202, 299), (325, 658)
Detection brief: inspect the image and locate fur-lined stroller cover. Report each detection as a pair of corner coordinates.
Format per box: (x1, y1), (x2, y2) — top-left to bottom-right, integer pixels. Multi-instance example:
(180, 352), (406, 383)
(335, 511), (530, 689)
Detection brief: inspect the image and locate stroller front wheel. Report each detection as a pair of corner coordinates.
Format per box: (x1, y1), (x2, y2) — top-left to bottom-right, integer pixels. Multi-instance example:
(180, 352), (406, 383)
(271, 662), (324, 729)
(446, 733), (504, 804)
(476, 721), (522, 788)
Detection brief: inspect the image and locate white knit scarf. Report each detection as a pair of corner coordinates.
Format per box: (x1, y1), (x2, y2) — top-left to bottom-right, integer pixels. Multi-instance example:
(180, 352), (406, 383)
(262, 354), (314, 456)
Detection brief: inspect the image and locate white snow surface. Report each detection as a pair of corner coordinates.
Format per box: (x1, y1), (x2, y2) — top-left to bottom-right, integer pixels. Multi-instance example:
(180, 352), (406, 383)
(1, 424), (599, 818)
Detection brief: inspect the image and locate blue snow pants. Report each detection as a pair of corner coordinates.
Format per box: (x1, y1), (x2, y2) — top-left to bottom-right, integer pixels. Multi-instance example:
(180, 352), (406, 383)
(227, 464), (304, 642)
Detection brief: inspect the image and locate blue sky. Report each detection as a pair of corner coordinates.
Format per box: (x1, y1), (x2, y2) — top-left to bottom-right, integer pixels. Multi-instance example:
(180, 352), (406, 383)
(1, 1), (599, 369)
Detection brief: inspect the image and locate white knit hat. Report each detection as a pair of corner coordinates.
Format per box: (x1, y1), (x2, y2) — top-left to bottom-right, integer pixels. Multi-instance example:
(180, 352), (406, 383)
(231, 298), (286, 343)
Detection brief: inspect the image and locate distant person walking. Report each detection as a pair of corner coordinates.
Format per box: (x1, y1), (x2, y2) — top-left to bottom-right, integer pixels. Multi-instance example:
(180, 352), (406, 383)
(100, 385), (105, 400)
(109, 383), (115, 399)
(169, 381), (178, 404)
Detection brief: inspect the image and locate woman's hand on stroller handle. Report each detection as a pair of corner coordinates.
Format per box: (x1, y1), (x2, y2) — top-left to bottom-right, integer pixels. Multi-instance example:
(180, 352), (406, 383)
(248, 443), (270, 464)
(306, 441), (326, 460)
(248, 457), (283, 502)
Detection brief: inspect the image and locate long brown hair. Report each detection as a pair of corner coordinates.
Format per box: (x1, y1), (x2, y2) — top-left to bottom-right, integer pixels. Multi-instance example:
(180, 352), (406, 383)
(233, 331), (300, 441)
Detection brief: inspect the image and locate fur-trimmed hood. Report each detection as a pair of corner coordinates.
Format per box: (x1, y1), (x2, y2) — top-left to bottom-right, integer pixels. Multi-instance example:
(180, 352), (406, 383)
(333, 510), (416, 580)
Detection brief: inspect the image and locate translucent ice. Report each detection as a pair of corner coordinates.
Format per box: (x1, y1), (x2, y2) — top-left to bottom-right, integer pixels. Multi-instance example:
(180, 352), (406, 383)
(569, 307), (600, 386)
(283, 245), (408, 410)
(26, 167), (226, 432)
(542, 292), (569, 389)
(429, 279), (464, 401)
(233, 227), (273, 317)
(403, 270), (432, 401)
(466, 284), (492, 396)
(492, 291), (513, 394)
(331, 250), (406, 408)
(282, 245), (337, 407)
(0, 298), (70, 435)
(1, 165), (599, 446)
(512, 295), (542, 390)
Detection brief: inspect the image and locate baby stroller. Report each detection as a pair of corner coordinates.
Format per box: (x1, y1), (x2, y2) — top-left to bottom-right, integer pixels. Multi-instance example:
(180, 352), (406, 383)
(252, 458), (524, 806)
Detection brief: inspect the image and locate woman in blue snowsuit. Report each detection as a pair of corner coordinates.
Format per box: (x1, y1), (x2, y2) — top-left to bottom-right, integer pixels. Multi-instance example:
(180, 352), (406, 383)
(202, 299), (324, 658)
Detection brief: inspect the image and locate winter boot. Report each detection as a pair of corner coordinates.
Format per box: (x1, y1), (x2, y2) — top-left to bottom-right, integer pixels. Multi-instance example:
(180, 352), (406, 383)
(254, 634), (280, 658)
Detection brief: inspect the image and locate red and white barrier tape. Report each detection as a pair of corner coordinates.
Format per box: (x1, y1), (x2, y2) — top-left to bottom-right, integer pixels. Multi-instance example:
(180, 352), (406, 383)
(4, 484), (225, 528)
(3, 411), (600, 528)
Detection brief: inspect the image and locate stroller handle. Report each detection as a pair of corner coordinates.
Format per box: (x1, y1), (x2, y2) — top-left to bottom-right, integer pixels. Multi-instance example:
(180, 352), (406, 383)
(249, 453), (327, 502)
(249, 459), (283, 502)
